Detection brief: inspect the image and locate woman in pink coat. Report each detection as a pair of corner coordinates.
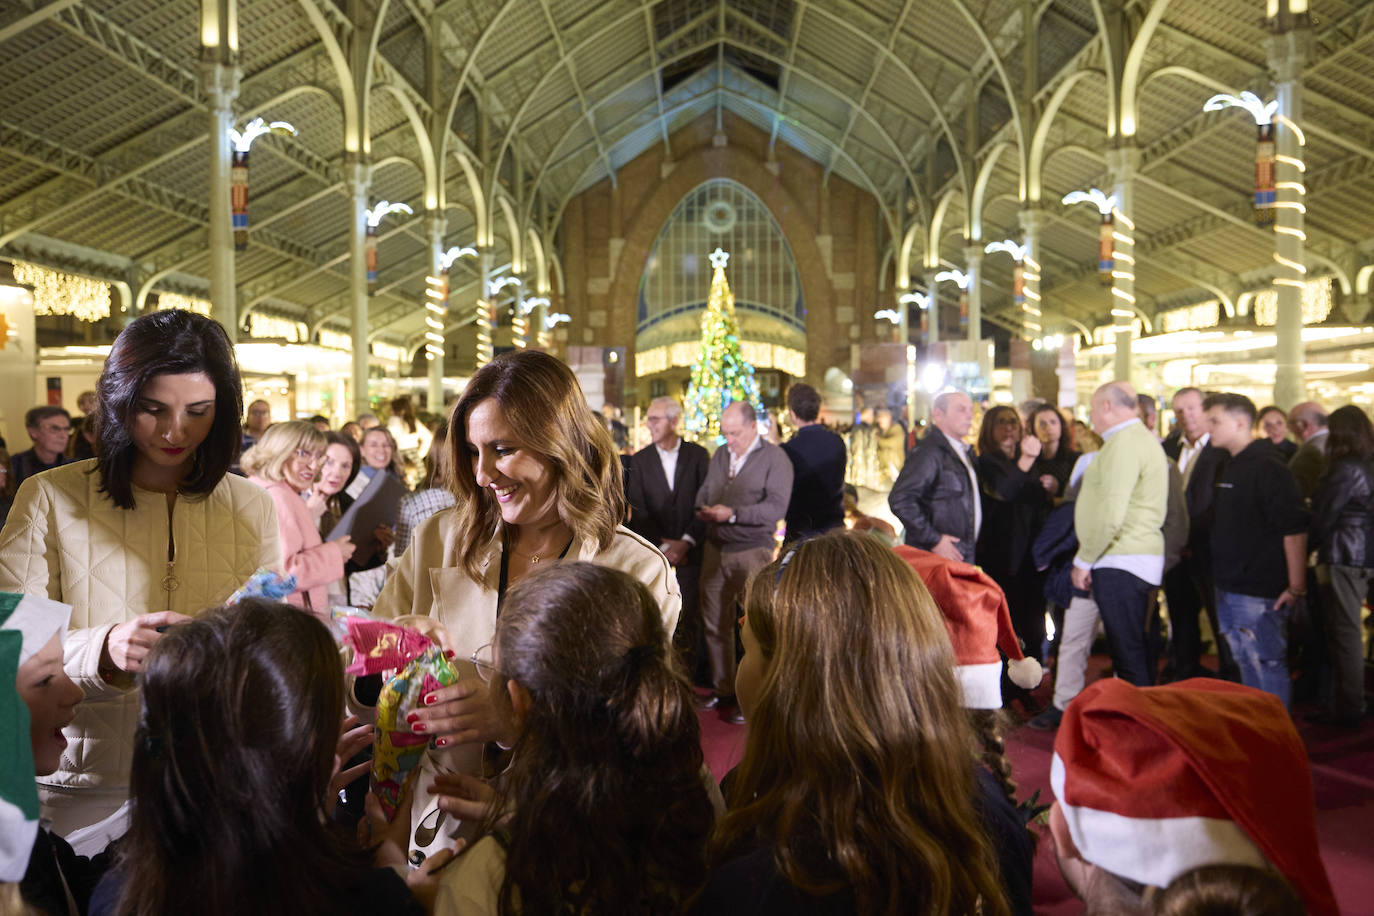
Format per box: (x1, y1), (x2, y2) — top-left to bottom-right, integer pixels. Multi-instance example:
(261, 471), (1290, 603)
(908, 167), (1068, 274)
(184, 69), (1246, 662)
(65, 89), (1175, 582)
(242, 422), (355, 613)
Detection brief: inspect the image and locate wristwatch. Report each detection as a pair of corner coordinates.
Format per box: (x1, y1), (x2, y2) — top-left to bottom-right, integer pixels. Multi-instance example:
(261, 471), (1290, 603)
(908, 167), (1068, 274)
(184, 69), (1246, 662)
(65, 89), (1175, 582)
(728, 513), (737, 524)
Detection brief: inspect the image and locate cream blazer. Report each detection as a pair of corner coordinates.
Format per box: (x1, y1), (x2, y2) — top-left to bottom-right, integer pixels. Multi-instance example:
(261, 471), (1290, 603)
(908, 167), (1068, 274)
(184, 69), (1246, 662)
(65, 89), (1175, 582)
(0, 460), (280, 793)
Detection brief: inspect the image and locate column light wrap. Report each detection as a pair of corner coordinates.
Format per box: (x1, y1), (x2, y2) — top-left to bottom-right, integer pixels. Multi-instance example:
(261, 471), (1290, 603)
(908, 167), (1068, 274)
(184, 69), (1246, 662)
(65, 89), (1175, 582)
(1269, 29), (1311, 408)
(424, 213), (446, 412)
(1017, 209), (1044, 339)
(201, 60), (240, 338)
(475, 248), (494, 369)
(1107, 147), (1140, 384)
(963, 245), (983, 343)
(346, 159), (371, 419)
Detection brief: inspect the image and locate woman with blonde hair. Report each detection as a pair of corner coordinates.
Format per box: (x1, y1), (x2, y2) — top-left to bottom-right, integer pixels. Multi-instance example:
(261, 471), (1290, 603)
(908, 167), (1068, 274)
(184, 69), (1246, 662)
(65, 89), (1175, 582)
(368, 348), (680, 855)
(698, 530), (1022, 915)
(242, 421), (354, 613)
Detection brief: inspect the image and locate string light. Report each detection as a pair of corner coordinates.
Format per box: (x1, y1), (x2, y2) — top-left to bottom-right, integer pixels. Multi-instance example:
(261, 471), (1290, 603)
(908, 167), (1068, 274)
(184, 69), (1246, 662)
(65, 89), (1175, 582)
(14, 262), (110, 322)
(156, 292), (212, 315)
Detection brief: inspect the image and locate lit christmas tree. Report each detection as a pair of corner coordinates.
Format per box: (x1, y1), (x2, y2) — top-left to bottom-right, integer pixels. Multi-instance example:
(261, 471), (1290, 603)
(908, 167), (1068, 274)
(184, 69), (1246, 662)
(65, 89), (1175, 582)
(683, 248), (763, 444)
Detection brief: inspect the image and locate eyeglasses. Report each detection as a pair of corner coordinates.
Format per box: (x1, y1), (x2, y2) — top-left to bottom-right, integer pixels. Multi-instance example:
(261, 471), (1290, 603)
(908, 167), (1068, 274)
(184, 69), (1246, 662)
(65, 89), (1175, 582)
(40, 424), (72, 435)
(470, 642), (498, 683)
(293, 448), (325, 464)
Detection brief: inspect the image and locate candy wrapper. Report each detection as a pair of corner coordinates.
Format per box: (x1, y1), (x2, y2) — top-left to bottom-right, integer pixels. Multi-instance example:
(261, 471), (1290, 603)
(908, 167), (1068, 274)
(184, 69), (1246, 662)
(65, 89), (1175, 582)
(341, 618), (435, 678)
(372, 646), (462, 821)
(227, 568), (298, 605)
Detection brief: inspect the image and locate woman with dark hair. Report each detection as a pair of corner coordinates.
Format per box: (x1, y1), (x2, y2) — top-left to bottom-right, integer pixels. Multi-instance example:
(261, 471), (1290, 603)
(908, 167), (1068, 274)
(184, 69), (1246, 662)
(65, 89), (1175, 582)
(310, 430), (362, 539)
(1028, 403), (1079, 498)
(1257, 405), (1298, 461)
(369, 348), (680, 855)
(242, 421), (356, 613)
(1308, 403), (1374, 727)
(698, 532), (1018, 915)
(0, 309), (280, 845)
(405, 562), (712, 915)
(88, 600), (423, 916)
(975, 406), (1051, 665)
(388, 395), (432, 468)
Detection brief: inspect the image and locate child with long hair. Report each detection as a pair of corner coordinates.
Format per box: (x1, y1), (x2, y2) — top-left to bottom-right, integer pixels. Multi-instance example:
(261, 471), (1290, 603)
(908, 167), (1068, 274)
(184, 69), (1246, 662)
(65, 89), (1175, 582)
(89, 601), (422, 916)
(413, 562), (714, 915)
(699, 530), (1018, 916)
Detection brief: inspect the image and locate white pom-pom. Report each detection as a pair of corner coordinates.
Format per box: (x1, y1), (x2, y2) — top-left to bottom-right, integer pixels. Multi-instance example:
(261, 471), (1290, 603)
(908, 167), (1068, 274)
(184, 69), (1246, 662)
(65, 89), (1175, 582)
(1007, 656), (1044, 690)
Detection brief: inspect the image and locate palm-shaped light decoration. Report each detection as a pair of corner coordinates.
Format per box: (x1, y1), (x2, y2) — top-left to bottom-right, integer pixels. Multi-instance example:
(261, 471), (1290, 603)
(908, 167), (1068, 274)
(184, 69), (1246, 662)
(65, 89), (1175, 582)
(898, 290), (931, 338)
(227, 117), (297, 251)
(364, 201), (413, 294)
(1204, 92), (1281, 226)
(423, 247), (478, 361)
(1062, 188), (1120, 285)
(985, 239), (1040, 336)
(874, 308), (902, 324)
(512, 295), (549, 349)
(934, 268), (972, 333)
(543, 312), (570, 330)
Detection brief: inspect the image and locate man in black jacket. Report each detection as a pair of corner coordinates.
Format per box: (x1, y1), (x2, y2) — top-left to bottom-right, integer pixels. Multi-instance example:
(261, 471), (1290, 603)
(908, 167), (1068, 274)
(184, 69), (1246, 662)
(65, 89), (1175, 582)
(888, 390), (980, 563)
(1161, 387), (1235, 681)
(626, 396), (710, 677)
(780, 383), (847, 542)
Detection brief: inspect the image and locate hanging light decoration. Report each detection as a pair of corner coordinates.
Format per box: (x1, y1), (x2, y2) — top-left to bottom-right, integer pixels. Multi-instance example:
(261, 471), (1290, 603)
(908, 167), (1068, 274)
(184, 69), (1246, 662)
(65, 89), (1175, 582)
(1203, 92), (1280, 226)
(227, 118), (298, 251)
(898, 291), (930, 339)
(934, 268), (972, 333)
(423, 246), (477, 361)
(13, 262), (111, 322)
(1061, 188), (1120, 285)
(364, 201), (414, 294)
(156, 292), (213, 315)
(984, 240), (1039, 336)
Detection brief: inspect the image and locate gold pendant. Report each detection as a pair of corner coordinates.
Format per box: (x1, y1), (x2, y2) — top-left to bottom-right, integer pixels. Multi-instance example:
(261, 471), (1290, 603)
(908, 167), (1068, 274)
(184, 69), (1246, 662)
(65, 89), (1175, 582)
(161, 573), (180, 592)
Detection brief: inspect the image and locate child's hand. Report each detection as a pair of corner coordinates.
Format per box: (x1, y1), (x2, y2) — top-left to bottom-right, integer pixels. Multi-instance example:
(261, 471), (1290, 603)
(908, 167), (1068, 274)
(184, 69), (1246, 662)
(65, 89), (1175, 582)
(406, 844), (463, 911)
(363, 775), (415, 871)
(430, 771), (498, 821)
(328, 715), (373, 803)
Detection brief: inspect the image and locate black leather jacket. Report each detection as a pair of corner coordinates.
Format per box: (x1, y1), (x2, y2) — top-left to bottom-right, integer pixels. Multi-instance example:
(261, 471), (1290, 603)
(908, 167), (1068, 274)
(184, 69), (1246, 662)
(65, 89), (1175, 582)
(1310, 457), (1374, 567)
(888, 427), (977, 563)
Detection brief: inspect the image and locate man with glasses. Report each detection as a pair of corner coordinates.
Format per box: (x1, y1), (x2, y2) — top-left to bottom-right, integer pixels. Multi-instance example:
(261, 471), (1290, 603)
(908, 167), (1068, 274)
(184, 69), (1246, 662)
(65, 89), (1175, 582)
(12, 406), (72, 486)
(627, 396), (710, 682)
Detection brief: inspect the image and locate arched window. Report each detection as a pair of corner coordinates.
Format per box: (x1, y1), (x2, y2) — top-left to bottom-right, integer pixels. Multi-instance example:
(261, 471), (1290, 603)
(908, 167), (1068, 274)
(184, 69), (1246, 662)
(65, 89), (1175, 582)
(638, 180), (803, 333)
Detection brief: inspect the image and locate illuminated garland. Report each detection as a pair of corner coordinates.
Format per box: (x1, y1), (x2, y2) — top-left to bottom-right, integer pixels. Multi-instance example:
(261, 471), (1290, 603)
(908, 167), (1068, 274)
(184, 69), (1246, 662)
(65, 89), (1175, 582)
(13, 261), (111, 322)
(156, 292), (212, 315)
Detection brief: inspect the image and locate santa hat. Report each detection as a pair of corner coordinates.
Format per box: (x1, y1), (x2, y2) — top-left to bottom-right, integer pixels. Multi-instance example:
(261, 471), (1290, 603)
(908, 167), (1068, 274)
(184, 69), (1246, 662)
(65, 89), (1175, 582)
(892, 545), (1043, 709)
(0, 591), (72, 882)
(1052, 678), (1337, 916)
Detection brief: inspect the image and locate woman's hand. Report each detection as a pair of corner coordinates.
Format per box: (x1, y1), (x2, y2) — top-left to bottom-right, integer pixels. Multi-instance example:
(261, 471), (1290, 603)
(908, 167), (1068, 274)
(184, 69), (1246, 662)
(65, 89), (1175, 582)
(328, 715), (374, 803)
(305, 490), (328, 520)
(1020, 434), (1042, 459)
(1039, 474), (1060, 496)
(373, 524), (395, 553)
(407, 678), (515, 748)
(102, 612), (193, 673)
(334, 534), (357, 563)
(430, 771), (498, 821)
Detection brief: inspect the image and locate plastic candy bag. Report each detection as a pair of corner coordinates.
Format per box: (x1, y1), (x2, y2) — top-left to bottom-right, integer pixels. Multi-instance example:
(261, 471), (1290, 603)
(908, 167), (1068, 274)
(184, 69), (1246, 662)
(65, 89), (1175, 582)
(372, 646), (462, 821)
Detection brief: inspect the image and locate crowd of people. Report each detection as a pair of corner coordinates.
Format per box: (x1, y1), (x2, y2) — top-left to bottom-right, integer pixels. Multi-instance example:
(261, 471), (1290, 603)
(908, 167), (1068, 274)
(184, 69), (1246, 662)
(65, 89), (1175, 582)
(0, 308), (1359, 915)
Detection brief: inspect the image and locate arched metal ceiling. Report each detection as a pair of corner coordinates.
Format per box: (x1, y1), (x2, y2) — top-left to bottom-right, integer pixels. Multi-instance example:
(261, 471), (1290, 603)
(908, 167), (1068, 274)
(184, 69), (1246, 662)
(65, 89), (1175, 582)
(1, 0), (1373, 350)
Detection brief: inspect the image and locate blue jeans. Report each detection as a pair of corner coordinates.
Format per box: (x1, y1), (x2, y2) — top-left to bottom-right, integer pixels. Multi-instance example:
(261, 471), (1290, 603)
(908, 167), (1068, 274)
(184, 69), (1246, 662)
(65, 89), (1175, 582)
(1215, 589), (1291, 707)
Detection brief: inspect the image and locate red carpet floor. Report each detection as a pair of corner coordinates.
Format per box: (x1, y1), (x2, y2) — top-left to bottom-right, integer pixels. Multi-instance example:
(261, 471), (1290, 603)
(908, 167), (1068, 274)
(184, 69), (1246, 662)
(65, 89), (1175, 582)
(696, 664), (1374, 914)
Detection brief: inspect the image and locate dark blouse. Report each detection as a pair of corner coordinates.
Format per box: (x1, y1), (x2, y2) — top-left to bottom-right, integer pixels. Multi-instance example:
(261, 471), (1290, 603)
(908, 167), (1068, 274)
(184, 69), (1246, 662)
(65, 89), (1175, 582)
(1032, 444), (1080, 499)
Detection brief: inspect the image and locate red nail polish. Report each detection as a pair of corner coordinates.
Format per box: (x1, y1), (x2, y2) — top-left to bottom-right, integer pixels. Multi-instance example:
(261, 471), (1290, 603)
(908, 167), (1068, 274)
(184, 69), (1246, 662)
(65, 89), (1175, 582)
(424, 694), (437, 705)
(444, 650), (456, 658)
(412, 722), (427, 733)
(435, 738), (450, 748)
(405, 712), (419, 724)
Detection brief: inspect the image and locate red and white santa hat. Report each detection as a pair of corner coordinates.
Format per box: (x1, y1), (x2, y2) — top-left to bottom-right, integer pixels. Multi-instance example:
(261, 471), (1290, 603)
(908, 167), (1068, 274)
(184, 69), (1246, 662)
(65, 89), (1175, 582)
(892, 545), (1043, 709)
(1052, 677), (1337, 915)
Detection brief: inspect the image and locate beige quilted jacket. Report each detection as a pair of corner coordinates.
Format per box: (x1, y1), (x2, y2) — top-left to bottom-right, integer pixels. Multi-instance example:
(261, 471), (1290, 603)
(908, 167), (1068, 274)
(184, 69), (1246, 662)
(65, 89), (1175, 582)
(0, 459), (280, 792)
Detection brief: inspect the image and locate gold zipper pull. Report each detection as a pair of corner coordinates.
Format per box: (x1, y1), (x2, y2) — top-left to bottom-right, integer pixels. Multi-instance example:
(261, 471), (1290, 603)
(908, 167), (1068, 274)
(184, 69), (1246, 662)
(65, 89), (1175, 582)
(161, 560), (179, 594)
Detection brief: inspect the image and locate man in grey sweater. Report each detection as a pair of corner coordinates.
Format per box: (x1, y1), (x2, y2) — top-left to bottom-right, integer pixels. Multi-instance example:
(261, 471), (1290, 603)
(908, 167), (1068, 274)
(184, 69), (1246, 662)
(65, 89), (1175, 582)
(694, 400), (793, 722)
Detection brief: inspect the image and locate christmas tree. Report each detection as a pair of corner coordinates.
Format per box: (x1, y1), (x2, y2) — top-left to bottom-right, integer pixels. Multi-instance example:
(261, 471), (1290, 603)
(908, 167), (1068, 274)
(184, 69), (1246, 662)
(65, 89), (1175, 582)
(683, 248), (763, 444)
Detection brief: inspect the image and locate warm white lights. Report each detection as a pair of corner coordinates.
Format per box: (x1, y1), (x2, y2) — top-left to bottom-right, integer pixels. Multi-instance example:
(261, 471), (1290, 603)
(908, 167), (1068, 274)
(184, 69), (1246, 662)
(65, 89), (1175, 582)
(14, 262), (111, 323)
(1061, 188), (1119, 215)
(875, 308), (901, 324)
(365, 201), (413, 228)
(228, 118), (297, 153)
(486, 276), (520, 297)
(1203, 92), (1278, 125)
(933, 269), (971, 289)
(439, 246), (478, 270)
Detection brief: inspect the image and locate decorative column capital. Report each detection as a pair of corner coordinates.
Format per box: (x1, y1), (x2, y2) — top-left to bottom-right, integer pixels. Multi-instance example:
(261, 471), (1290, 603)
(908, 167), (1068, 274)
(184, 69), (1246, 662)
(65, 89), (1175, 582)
(198, 59), (241, 110)
(1105, 145), (1141, 179)
(1266, 30), (1313, 80)
(424, 212), (447, 243)
(963, 244), (984, 266)
(344, 156), (372, 196)
(1017, 208), (1045, 236)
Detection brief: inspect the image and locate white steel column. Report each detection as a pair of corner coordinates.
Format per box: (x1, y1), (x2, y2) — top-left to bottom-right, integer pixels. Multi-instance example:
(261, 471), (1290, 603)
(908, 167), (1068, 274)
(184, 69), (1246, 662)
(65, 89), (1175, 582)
(346, 158), (371, 419)
(963, 244), (983, 343)
(425, 212), (446, 413)
(1107, 147), (1140, 384)
(200, 23), (240, 338)
(896, 285), (915, 432)
(1269, 28), (1311, 408)
(924, 269), (940, 347)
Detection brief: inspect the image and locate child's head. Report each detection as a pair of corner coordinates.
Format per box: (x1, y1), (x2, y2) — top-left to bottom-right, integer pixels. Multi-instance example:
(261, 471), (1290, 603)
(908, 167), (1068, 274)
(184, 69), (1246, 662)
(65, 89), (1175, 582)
(1, 593), (81, 778)
(1155, 865), (1304, 916)
(481, 562), (712, 914)
(129, 600), (344, 852)
(491, 561), (696, 764)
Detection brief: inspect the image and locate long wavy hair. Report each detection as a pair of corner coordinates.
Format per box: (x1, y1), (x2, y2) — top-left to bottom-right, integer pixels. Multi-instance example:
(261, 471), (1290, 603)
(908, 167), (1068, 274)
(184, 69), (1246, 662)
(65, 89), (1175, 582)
(485, 562), (713, 914)
(446, 350), (625, 584)
(714, 531), (1009, 916)
(977, 405), (1022, 460)
(113, 601), (369, 916)
(94, 309), (243, 509)
(1325, 404), (1374, 466)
